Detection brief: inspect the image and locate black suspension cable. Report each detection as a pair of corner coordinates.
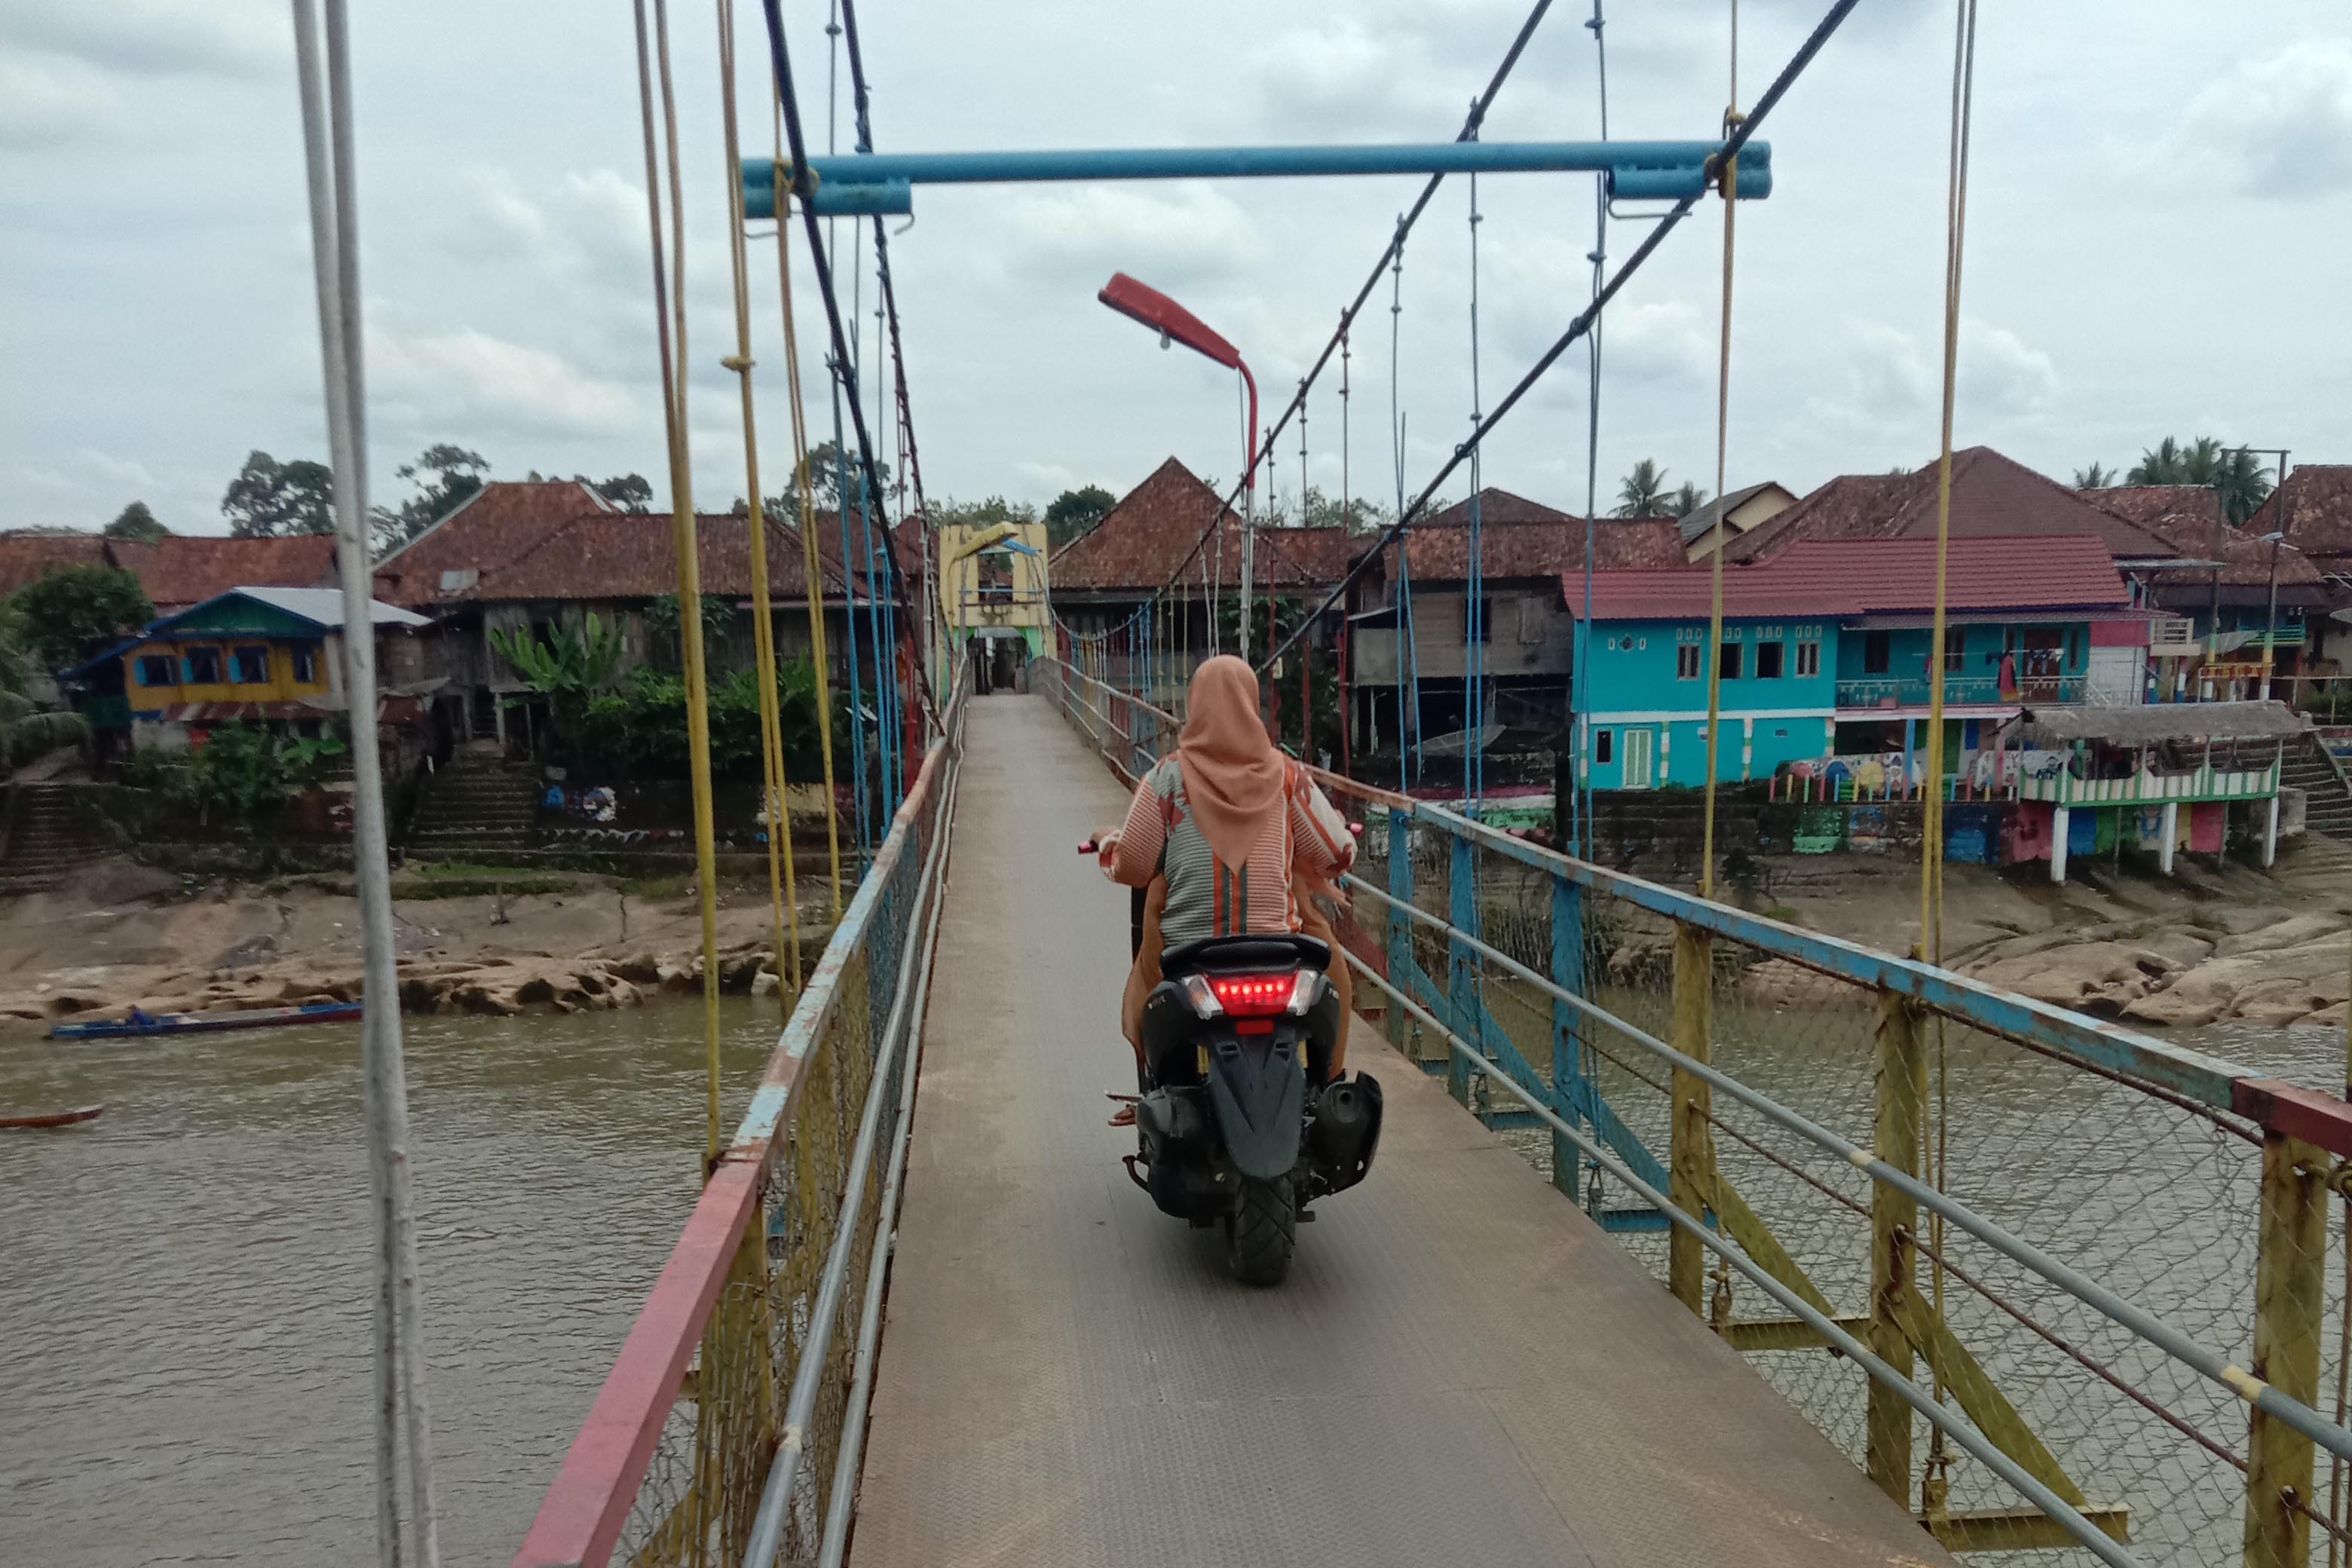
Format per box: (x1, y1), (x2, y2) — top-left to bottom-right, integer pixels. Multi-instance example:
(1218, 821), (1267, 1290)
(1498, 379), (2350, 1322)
(1256, 0), (1864, 675)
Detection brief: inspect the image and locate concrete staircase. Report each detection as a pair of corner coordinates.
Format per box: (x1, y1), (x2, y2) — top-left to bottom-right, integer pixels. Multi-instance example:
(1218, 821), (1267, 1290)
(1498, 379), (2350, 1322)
(0, 782), (112, 895)
(2283, 733), (2352, 842)
(406, 744), (540, 859)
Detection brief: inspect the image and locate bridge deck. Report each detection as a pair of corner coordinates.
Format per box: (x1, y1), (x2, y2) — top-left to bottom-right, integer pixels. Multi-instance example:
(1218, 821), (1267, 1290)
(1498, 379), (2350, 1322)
(853, 696), (1950, 1567)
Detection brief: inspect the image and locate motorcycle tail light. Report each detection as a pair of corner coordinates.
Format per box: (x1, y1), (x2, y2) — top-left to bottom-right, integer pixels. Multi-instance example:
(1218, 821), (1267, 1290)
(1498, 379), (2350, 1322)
(1205, 972), (1298, 1018)
(1283, 970), (1323, 1016)
(1179, 974), (1223, 1019)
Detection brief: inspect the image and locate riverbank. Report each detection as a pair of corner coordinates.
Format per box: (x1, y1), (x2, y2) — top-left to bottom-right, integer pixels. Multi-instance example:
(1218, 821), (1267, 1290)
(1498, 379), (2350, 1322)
(0, 856), (838, 1027)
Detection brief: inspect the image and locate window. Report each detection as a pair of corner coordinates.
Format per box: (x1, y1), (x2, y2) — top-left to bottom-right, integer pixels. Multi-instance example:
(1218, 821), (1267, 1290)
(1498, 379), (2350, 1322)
(136, 654), (174, 687)
(1517, 598), (1543, 645)
(1677, 644), (1703, 680)
(231, 645), (271, 684)
(1863, 630), (1891, 675)
(293, 644), (319, 684)
(1594, 728), (1613, 764)
(1718, 641), (1743, 680)
(1754, 640), (1784, 680)
(1795, 639), (1821, 678)
(182, 647), (222, 684)
(1465, 596), (1496, 644)
(1943, 626), (1966, 674)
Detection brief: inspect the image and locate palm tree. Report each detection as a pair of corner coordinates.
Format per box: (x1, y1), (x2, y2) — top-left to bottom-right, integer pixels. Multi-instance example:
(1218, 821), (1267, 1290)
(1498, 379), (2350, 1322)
(1614, 459), (1670, 518)
(2072, 462), (2116, 489)
(2124, 436), (2274, 523)
(2213, 447), (2275, 525)
(1666, 482), (1708, 519)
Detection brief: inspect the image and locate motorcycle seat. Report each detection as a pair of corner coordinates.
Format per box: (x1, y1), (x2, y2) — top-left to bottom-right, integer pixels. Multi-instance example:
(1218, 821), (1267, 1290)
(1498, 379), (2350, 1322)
(1159, 933), (1331, 978)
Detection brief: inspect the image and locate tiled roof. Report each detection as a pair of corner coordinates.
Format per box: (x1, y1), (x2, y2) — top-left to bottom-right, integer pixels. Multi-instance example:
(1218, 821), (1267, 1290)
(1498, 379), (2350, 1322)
(0, 532), (115, 597)
(373, 479), (611, 607)
(1403, 515), (1685, 580)
(461, 510), (877, 603)
(1421, 488), (1574, 528)
(1560, 534), (2130, 621)
(2093, 485), (2324, 590)
(1728, 448), (2181, 564)
(2251, 465), (2352, 563)
(1049, 458), (1352, 593)
(1677, 480), (1796, 545)
(120, 534), (339, 608)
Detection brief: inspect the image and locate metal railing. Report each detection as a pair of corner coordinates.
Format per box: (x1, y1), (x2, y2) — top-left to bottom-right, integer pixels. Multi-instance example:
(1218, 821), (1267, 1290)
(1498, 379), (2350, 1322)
(1836, 672), (2086, 708)
(1037, 654), (2352, 1567)
(2019, 756), (2283, 808)
(513, 666), (966, 1568)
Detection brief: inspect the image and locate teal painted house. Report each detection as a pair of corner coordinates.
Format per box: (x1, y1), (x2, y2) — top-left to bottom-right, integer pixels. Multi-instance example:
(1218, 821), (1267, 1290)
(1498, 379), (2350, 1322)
(1563, 534), (2139, 790)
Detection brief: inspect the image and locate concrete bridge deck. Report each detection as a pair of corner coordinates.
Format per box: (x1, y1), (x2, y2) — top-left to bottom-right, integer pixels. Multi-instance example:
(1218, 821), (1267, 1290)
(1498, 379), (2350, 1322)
(847, 695), (1950, 1567)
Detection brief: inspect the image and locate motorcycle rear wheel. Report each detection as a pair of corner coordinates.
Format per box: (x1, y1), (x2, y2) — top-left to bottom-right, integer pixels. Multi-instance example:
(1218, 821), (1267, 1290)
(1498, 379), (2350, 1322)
(1227, 1173), (1296, 1287)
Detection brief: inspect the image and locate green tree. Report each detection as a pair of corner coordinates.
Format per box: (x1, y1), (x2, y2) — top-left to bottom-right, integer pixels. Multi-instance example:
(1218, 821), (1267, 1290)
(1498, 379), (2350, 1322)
(775, 439), (891, 519)
(1665, 481), (1708, 519)
(926, 495), (1039, 532)
(644, 593), (734, 669)
(103, 501), (170, 542)
(1613, 459), (1671, 518)
(1042, 484), (1116, 547)
(2125, 436), (2273, 523)
(373, 444), (490, 550)
(222, 450), (335, 537)
(11, 564), (154, 672)
(2072, 462), (2116, 489)
(0, 602), (87, 764)
(590, 473), (653, 513)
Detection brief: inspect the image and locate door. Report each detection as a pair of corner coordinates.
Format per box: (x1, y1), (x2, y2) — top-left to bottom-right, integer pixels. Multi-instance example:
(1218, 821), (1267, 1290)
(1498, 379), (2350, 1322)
(2085, 645), (2141, 706)
(1622, 726), (1655, 790)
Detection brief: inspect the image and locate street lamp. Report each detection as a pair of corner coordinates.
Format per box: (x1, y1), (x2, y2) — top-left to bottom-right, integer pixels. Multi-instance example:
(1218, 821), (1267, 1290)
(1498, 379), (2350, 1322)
(2257, 529), (2300, 703)
(1098, 272), (1260, 657)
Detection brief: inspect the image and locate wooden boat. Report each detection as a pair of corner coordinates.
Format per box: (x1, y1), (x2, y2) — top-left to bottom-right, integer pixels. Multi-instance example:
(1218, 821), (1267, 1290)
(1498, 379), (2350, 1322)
(0, 1104), (103, 1129)
(48, 1000), (363, 1041)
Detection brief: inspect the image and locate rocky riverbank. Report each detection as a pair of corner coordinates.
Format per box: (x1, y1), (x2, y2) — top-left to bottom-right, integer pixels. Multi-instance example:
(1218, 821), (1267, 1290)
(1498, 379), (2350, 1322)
(0, 857), (829, 1027)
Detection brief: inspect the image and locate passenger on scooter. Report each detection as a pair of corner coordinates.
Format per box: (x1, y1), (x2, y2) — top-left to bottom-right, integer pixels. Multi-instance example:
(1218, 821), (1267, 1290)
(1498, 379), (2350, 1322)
(1095, 656), (1356, 1080)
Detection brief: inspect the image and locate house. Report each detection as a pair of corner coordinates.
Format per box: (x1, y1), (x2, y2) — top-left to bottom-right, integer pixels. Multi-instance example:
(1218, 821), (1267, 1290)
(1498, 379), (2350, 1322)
(66, 586), (429, 752)
(2252, 464), (2352, 579)
(1678, 480), (1797, 560)
(1559, 534), (2138, 790)
(0, 530), (339, 612)
(1346, 491), (1686, 746)
(2091, 485), (2335, 700)
(1727, 448), (2182, 569)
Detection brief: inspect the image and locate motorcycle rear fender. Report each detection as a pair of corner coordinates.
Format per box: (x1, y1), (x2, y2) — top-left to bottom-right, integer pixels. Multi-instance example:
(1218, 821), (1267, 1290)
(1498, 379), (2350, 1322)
(1207, 1033), (1305, 1181)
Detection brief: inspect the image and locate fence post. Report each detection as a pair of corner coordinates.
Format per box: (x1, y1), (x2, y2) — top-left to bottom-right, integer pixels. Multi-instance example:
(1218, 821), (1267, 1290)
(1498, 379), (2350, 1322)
(2244, 1130), (2327, 1568)
(1385, 808), (1413, 1054)
(1668, 920), (1714, 1313)
(1867, 988), (1925, 1508)
(1447, 830), (1478, 1107)
(1549, 875), (1588, 1200)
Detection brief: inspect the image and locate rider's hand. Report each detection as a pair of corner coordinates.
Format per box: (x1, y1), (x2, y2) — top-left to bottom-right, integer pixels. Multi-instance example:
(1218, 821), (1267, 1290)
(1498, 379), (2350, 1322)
(1095, 830), (1122, 874)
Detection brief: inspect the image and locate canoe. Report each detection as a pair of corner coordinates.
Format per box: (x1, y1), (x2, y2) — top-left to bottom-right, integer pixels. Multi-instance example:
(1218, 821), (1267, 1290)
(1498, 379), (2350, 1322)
(0, 1104), (103, 1129)
(48, 1000), (363, 1041)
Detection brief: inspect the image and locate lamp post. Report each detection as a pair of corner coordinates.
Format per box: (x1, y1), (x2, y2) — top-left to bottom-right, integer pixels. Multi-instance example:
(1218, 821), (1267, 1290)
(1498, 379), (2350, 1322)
(1098, 272), (1260, 657)
(2257, 530), (2300, 703)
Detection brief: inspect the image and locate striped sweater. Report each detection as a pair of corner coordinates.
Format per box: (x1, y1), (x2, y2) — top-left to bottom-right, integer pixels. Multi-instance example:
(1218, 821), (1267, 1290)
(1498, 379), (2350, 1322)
(1107, 756), (1355, 951)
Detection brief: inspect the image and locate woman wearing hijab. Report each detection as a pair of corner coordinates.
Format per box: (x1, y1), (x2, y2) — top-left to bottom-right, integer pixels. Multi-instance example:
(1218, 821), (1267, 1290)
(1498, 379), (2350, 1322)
(1097, 656), (1356, 1084)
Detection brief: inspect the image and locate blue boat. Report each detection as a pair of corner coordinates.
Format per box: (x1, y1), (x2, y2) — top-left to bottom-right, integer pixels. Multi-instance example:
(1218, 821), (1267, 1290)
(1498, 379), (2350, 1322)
(48, 1000), (363, 1040)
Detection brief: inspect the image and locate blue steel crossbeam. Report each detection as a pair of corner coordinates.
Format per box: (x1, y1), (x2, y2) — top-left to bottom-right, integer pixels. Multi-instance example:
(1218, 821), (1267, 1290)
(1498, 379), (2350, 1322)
(742, 139), (1771, 219)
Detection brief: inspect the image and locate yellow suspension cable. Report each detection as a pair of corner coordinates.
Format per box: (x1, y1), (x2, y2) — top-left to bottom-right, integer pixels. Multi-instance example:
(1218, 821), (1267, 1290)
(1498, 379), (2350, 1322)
(1922, 0), (1979, 1501)
(771, 99), (846, 921)
(632, 0), (727, 1164)
(1700, 2), (1739, 902)
(715, 0), (801, 992)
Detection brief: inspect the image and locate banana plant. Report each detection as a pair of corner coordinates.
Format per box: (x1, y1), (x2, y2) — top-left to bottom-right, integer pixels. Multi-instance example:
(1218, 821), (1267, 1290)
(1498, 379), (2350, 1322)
(488, 612), (629, 737)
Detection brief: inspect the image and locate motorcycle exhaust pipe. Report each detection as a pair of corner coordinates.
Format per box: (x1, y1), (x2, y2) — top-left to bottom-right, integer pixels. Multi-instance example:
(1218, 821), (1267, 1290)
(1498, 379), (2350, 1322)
(1309, 1076), (1379, 1170)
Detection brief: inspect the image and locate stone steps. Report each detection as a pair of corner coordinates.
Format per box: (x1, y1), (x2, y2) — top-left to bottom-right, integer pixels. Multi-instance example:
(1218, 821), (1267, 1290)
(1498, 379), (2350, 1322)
(2, 783), (109, 894)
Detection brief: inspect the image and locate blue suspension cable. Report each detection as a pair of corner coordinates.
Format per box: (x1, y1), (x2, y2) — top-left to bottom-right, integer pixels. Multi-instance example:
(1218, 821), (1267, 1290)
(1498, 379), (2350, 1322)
(1465, 161), (1487, 813)
(1390, 225), (1422, 788)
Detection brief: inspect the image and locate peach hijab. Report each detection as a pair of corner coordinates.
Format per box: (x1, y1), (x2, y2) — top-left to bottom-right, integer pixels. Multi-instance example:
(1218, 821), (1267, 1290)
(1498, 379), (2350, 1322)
(1174, 655), (1286, 867)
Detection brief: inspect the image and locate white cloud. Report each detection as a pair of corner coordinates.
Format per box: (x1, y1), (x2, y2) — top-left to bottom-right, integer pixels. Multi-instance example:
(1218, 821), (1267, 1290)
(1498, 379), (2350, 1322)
(1958, 320), (2059, 420)
(1016, 461), (1080, 494)
(2180, 38), (2352, 195)
(447, 166), (647, 286)
(366, 305), (650, 443)
(0, 54), (124, 149)
(0, 0), (286, 81)
(985, 185), (1263, 295)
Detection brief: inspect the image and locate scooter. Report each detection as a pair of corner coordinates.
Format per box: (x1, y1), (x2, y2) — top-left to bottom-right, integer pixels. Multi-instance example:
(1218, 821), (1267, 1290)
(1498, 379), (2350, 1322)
(1083, 841), (1384, 1286)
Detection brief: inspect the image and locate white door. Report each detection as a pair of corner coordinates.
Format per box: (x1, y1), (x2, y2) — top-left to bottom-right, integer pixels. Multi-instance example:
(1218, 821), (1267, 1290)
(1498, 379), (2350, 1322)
(1622, 727), (1655, 790)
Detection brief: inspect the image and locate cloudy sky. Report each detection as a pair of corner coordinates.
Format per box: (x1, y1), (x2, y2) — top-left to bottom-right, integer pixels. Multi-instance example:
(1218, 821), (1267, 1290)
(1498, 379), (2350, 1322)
(3, 0), (2348, 536)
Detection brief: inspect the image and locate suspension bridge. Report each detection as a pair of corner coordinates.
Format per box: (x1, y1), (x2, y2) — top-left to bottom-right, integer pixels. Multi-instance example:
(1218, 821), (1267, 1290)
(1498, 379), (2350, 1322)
(256, 0), (2352, 1563)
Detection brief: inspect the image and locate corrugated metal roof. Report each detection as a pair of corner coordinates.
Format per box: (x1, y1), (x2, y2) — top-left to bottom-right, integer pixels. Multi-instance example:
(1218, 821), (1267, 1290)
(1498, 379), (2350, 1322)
(1728, 448), (2181, 564)
(1560, 534), (2130, 620)
(2021, 699), (2306, 745)
(231, 586), (429, 629)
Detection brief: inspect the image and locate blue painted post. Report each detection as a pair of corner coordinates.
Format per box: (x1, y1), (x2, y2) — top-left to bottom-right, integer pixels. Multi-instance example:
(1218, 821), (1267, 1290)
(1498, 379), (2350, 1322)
(1447, 831), (1478, 1107)
(1385, 808), (1413, 1055)
(1550, 876), (1589, 1199)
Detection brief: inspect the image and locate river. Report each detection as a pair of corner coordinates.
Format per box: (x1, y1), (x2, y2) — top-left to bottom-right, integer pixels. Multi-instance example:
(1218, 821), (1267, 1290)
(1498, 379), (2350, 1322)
(5, 1000), (2347, 1566)
(0, 1001), (778, 1568)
